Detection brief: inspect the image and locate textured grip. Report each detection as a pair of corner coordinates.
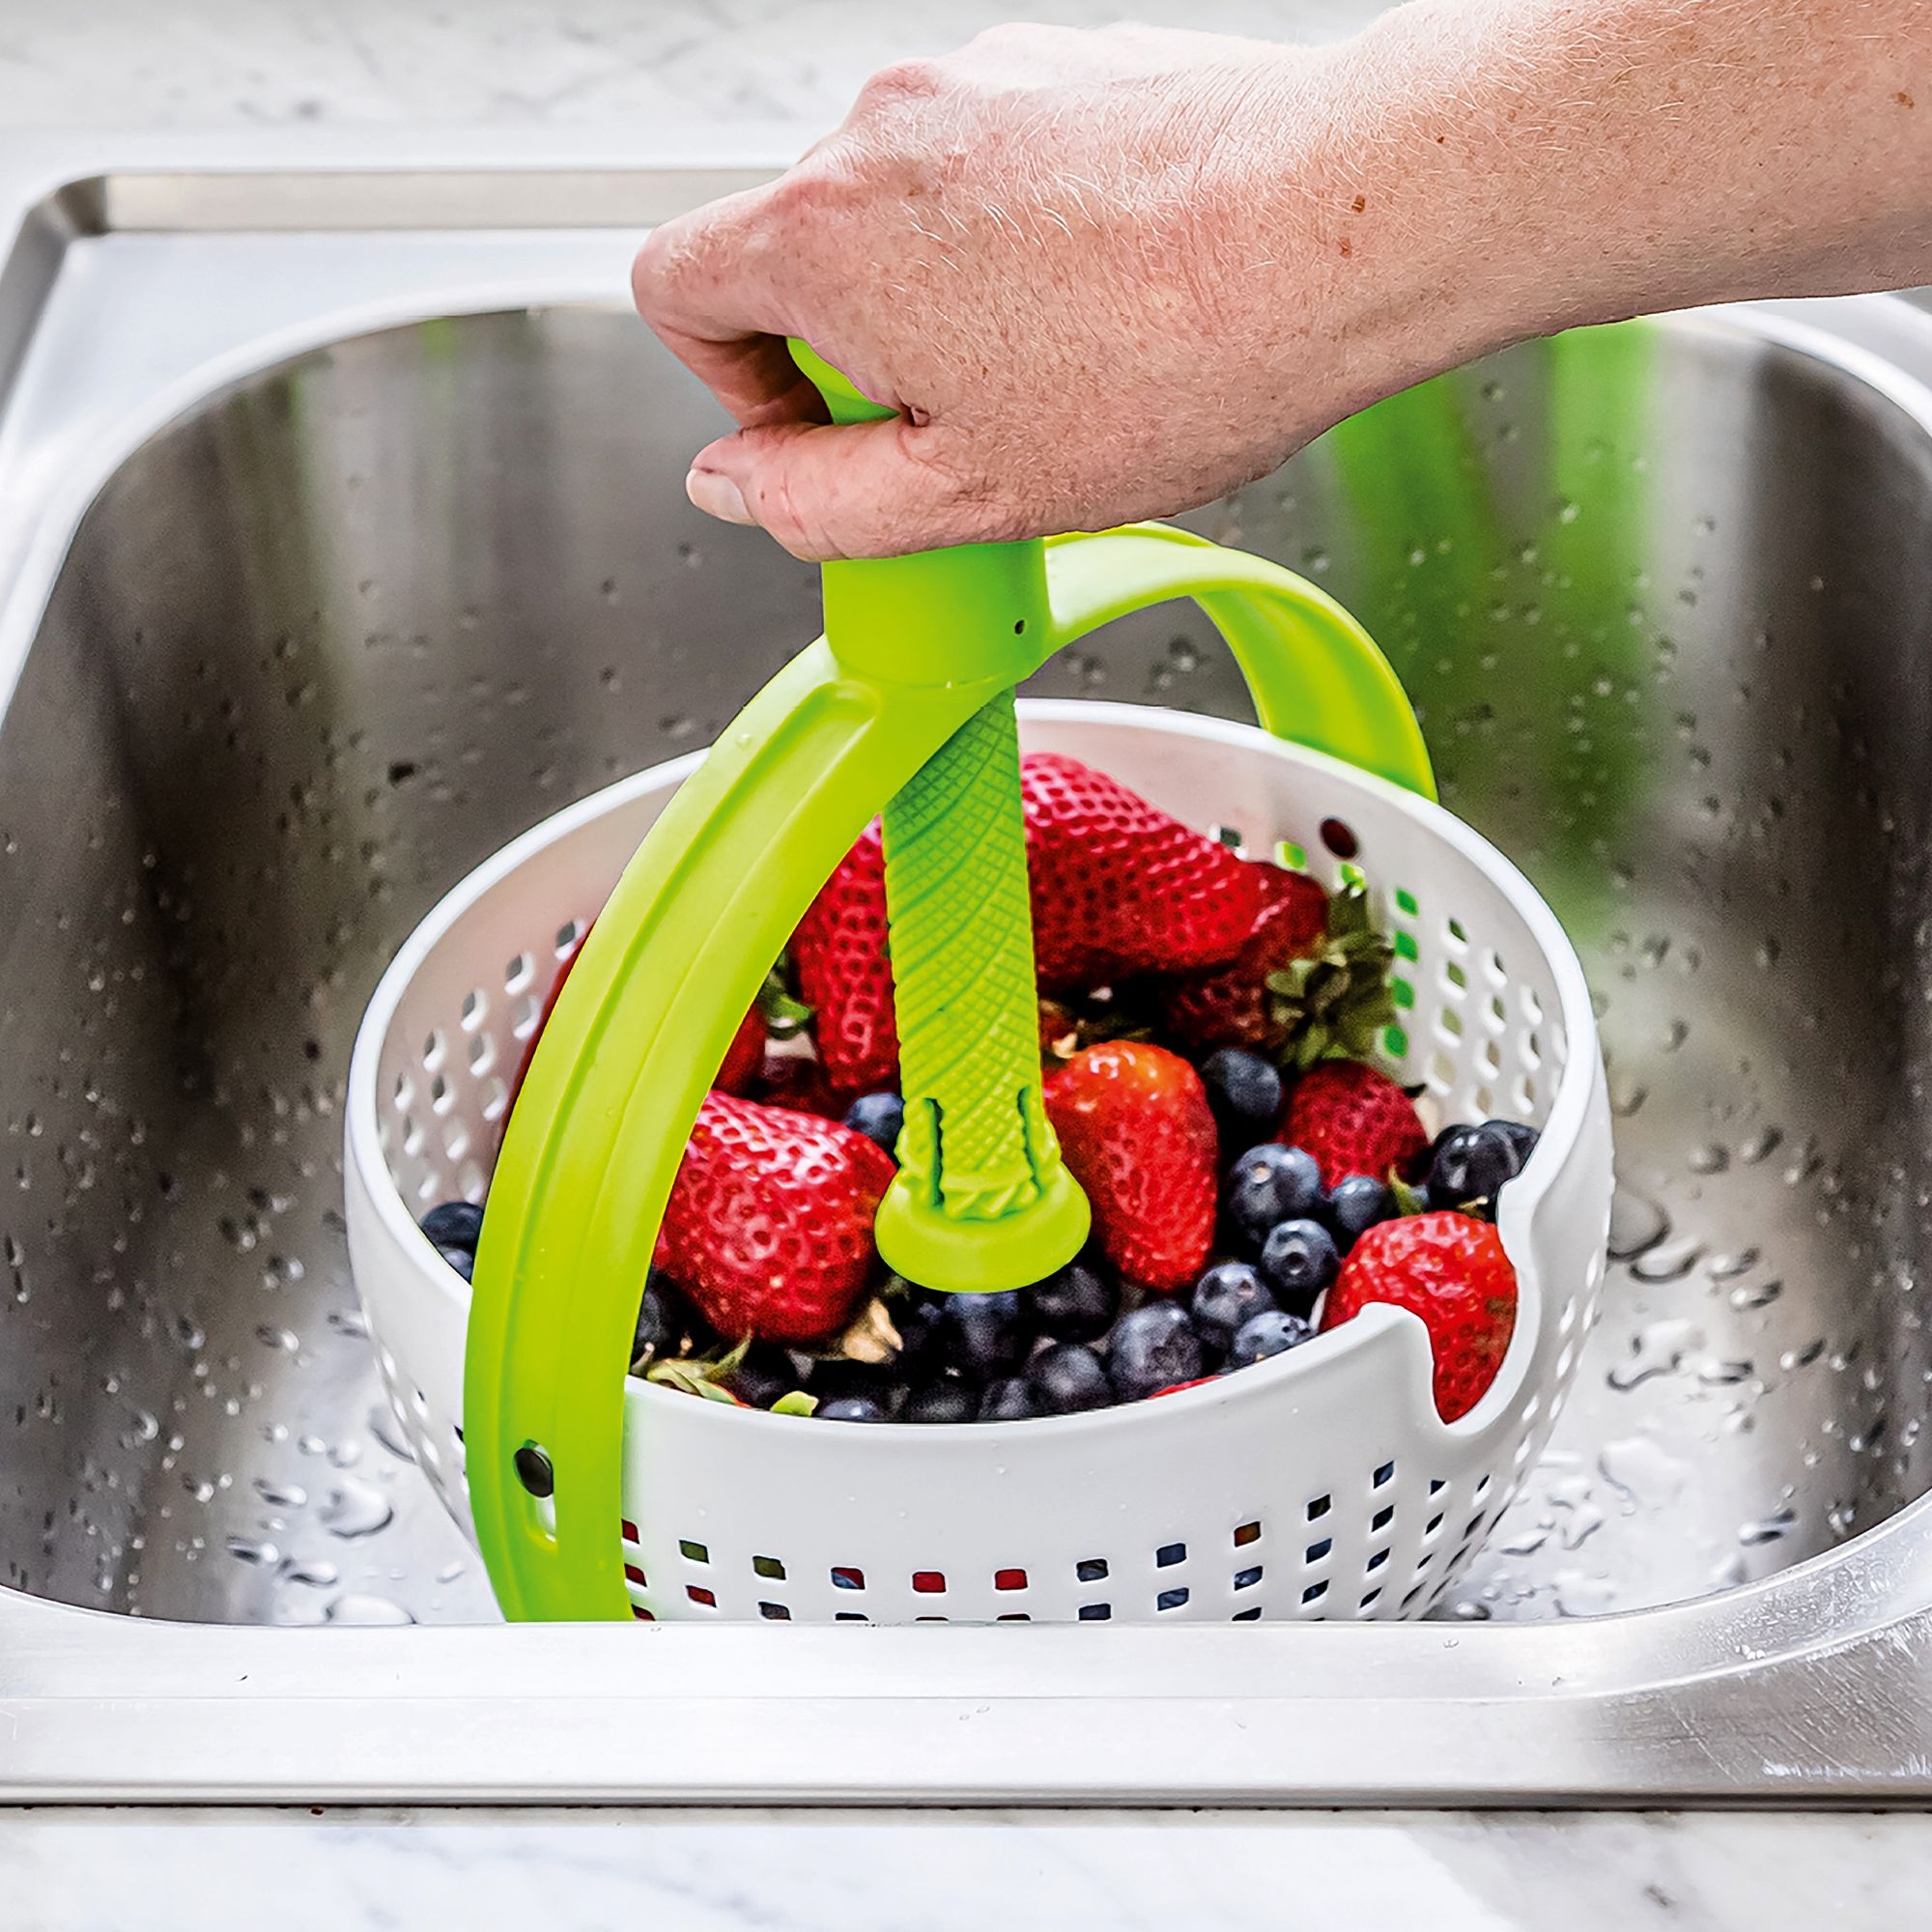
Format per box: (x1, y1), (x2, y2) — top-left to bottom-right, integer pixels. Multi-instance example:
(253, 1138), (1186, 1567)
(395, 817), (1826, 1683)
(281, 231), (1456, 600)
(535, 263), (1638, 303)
(882, 692), (1064, 1222)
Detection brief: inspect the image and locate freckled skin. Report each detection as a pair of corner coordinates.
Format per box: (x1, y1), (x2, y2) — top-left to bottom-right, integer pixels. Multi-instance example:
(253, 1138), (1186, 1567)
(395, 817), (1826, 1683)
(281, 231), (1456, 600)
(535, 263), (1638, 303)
(634, 5), (1932, 563)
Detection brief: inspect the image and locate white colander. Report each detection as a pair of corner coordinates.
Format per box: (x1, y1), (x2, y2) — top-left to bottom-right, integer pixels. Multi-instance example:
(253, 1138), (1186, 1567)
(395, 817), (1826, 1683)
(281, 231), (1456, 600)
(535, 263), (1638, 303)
(345, 699), (1611, 1625)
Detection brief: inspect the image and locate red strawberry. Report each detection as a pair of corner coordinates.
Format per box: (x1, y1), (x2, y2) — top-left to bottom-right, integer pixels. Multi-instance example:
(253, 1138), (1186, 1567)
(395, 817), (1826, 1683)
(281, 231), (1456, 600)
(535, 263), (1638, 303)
(1022, 753), (1263, 989)
(657, 1094), (896, 1344)
(1320, 1211), (1518, 1421)
(1282, 1060), (1429, 1188)
(755, 1047), (847, 1119)
(1043, 1042), (1218, 1292)
(717, 1007), (766, 1096)
(1159, 863), (1328, 1051)
(790, 823), (897, 1091)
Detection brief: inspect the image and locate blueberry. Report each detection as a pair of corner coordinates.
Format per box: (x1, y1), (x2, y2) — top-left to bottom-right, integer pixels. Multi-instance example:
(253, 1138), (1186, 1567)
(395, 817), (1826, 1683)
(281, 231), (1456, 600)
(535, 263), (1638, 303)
(1025, 1260), (1119, 1343)
(1229, 1308), (1314, 1368)
(937, 1289), (1030, 1380)
(1027, 1342), (1115, 1414)
(1189, 1261), (1276, 1351)
(1258, 1218), (1341, 1315)
(420, 1200), (484, 1251)
(1324, 1174), (1398, 1255)
(1200, 1048), (1285, 1142)
(842, 1090), (905, 1156)
(435, 1241), (476, 1282)
(722, 1341), (801, 1408)
(1486, 1118), (1541, 1168)
(1223, 1143), (1324, 1255)
(1429, 1122), (1523, 1212)
(1108, 1301), (1205, 1403)
(807, 1358), (899, 1410)
(903, 1378), (978, 1424)
(980, 1376), (1040, 1422)
(887, 1282), (948, 1373)
(818, 1395), (887, 1422)
(632, 1271), (683, 1364)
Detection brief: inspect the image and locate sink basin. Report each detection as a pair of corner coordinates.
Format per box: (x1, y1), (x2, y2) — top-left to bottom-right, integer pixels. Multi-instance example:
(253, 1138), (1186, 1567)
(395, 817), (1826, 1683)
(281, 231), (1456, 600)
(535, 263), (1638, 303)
(3, 148), (1932, 1801)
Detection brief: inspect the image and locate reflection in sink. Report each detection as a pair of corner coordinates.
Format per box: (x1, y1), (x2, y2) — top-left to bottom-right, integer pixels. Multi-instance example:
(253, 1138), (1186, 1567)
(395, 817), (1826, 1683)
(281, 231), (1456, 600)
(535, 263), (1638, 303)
(3, 304), (1930, 1628)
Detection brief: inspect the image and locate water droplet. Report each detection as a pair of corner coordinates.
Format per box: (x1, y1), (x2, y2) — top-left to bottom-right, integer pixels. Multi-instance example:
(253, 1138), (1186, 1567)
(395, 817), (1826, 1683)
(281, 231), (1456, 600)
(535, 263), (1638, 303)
(1607, 1186), (1668, 1261)
(1708, 1551), (1749, 1592)
(1607, 1318), (1702, 1389)
(225, 1536), (280, 1566)
(1630, 1237), (1705, 1284)
(1739, 1506), (1797, 1547)
(367, 1402), (416, 1463)
(318, 1476), (393, 1541)
(279, 1556), (339, 1589)
(1688, 1142), (1729, 1175)
(1598, 1435), (1689, 1508)
(326, 1591), (414, 1626)
(1553, 1569), (1617, 1617)
(1704, 1247), (1760, 1281)
(1608, 1073), (1649, 1118)
(1737, 1125), (1783, 1166)
(253, 1478), (307, 1509)
(1729, 1277), (1784, 1311)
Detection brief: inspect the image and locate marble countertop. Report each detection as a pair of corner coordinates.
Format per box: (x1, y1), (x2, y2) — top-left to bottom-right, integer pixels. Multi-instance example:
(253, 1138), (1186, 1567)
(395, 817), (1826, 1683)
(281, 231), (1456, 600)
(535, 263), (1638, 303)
(2, 0), (1927, 1920)
(6, 1805), (1926, 1929)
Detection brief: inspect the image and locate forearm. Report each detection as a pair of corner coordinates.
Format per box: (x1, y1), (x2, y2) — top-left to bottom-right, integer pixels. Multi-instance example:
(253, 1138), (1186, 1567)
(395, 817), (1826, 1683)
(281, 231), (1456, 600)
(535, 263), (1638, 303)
(636, 9), (1932, 558)
(1333, 0), (1932, 375)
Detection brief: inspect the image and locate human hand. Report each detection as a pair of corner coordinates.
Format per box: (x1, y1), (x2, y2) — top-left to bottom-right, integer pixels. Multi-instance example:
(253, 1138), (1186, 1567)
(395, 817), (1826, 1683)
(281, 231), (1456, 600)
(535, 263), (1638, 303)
(631, 22), (1445, 560)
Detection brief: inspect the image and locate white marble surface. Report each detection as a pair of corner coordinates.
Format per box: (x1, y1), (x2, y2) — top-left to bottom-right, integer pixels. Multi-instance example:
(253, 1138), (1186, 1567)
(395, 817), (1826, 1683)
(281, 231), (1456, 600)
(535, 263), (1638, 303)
(0, 0), (1926, 1918)
(3, 1805), (1927, 1929)
(0, 0), (1386, 132)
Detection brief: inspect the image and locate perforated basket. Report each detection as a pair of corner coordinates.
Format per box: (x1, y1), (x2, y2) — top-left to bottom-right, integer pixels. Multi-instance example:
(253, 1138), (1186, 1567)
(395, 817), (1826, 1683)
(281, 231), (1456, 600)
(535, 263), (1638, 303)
(346, 700), (1611, 1625)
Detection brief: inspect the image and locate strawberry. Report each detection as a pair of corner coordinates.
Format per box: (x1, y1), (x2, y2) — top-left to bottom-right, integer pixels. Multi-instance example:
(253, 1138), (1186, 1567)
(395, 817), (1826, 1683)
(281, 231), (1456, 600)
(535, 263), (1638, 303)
(789, 823), (897, 1092)
(755, 1047), (847, 1119)
(1021, 753), (1262, 989)
(656, 1093), (896, 1344)
(1043, 1041), (1218, 1292)
(717, 1007), (766, 1095)
(1281, 1059), (1429, 1189)
(1159, 863), (1328, 1051)
(791, 756), (1259, 1082)
(1320, 1211), (1518, 1420)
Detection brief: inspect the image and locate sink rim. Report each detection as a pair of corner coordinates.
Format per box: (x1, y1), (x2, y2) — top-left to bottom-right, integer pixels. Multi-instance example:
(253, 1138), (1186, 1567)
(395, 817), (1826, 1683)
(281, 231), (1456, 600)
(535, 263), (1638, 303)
(3, 146), (1932, 1800)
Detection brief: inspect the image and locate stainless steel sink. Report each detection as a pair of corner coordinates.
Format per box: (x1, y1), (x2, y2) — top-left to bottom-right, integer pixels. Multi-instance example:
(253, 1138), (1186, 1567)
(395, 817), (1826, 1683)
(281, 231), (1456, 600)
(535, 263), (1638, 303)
(4, 143), (1932, 1802)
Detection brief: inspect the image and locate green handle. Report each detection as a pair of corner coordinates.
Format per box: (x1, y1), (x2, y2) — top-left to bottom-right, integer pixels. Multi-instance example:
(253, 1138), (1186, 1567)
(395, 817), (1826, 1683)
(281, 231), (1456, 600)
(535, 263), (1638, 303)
(791, 341), (1090, 1293)
(464, 348), (1436, 1621)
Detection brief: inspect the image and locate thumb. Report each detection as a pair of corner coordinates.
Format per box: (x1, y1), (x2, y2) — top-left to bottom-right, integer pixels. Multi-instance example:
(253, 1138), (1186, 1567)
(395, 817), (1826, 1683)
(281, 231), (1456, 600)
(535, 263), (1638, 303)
(685, 417), (989, 561)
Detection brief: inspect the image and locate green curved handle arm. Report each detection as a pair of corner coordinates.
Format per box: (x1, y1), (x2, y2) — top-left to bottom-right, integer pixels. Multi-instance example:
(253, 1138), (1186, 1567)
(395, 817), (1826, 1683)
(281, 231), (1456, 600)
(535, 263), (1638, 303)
(1045, 525), (1435, 800)
(464, 343), (1435, 1621)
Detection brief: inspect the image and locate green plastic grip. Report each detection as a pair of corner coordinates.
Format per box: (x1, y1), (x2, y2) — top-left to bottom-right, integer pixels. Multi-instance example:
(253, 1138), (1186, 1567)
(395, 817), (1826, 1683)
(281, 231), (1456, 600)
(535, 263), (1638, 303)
(462, 347), (1435, 1622)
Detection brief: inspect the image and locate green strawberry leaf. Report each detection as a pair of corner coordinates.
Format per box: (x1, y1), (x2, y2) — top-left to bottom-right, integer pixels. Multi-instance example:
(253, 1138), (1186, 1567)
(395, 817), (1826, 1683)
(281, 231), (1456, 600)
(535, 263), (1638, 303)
(757, 956), (814, 1038)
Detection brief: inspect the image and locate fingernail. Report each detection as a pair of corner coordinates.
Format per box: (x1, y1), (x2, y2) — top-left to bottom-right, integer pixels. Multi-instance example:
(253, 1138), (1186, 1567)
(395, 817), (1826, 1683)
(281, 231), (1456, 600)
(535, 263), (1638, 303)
(686, 469), (753, 526)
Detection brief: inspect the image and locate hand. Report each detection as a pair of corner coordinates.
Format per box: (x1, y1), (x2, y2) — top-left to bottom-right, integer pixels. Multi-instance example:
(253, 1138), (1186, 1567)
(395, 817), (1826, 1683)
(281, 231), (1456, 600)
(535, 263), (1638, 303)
(635, 6), (1932, 563)
(632, 23), (1442, 560)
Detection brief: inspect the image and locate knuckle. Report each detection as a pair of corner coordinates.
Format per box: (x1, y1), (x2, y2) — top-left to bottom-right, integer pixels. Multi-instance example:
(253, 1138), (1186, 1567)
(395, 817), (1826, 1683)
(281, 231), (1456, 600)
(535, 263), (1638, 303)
(857, 55), (943, 106)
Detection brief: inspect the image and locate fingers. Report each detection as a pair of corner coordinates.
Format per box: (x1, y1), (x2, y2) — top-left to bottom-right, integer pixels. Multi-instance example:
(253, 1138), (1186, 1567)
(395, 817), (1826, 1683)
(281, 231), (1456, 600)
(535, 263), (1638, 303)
(685, 418), (993, 561)
(632, 186), (822, 431)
